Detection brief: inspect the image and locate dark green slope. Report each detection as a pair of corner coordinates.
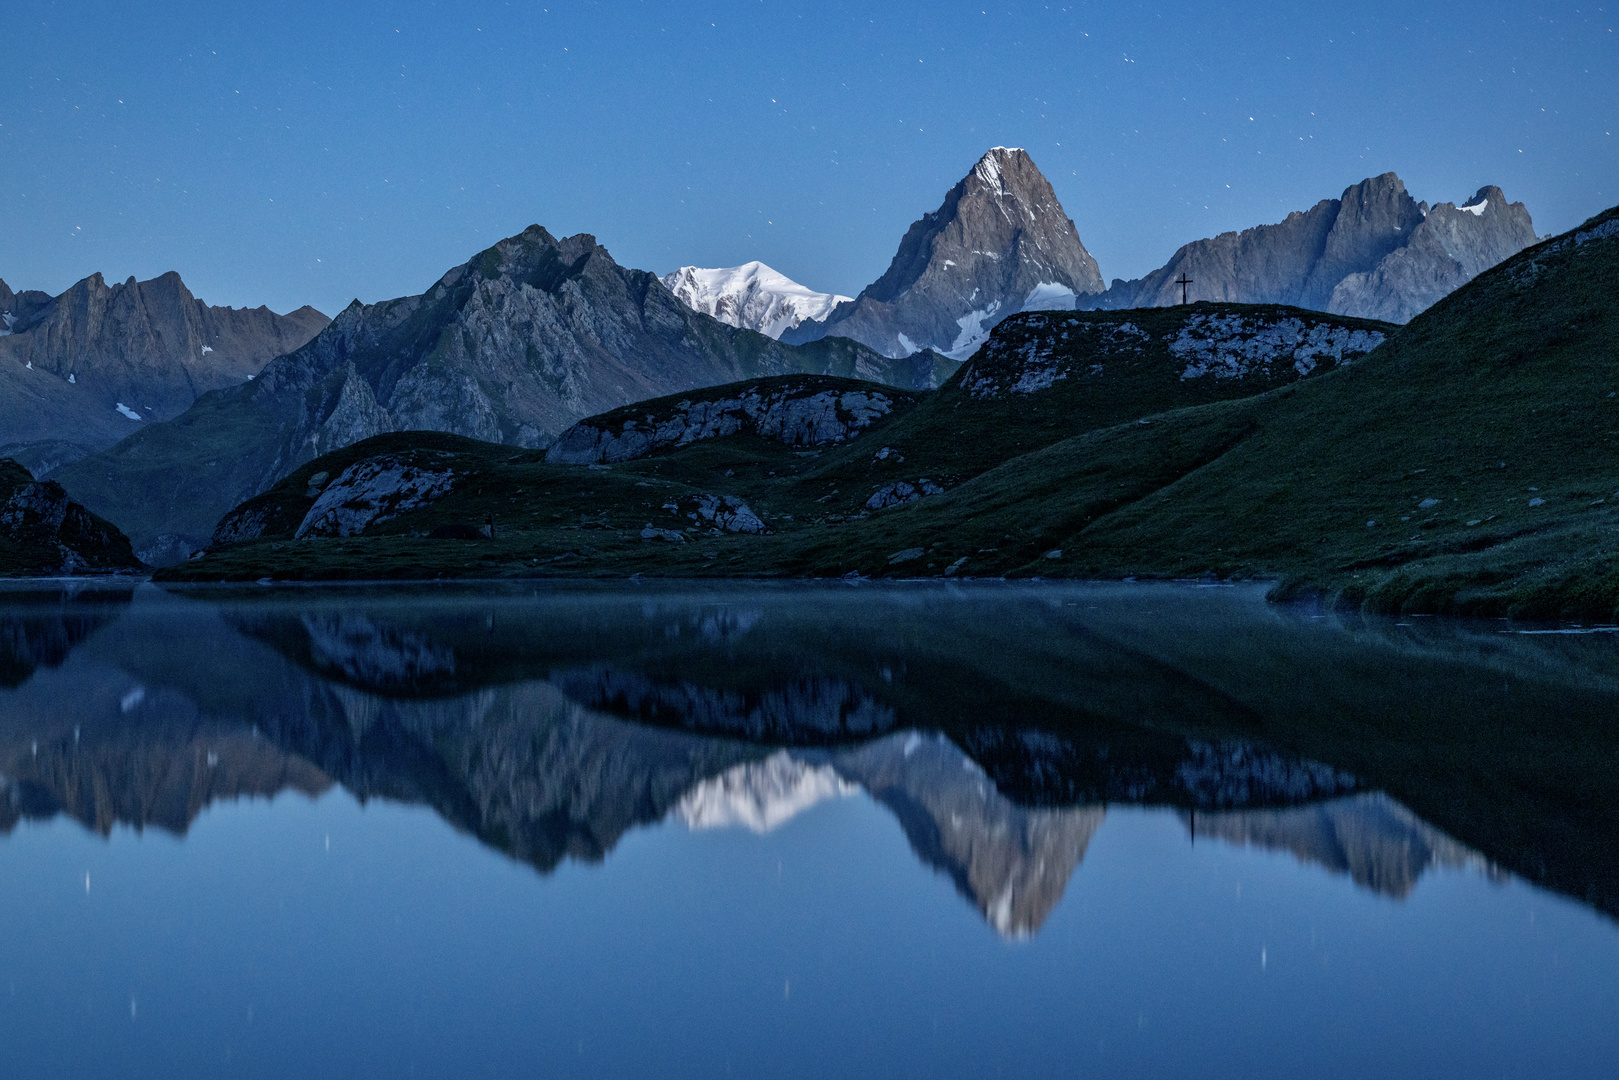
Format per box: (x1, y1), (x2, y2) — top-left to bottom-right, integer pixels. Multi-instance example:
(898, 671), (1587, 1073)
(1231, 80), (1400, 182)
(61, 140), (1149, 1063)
(798, 302), (1391, 488)
(160, 305), (1388, 583)
(774, 204), (1619, 608)
(163, 204), (1619, 616)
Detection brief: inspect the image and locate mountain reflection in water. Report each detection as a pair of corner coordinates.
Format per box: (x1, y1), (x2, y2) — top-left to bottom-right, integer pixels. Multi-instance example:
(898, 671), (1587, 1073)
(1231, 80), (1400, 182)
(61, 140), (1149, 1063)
(0, 580), (1613, 937)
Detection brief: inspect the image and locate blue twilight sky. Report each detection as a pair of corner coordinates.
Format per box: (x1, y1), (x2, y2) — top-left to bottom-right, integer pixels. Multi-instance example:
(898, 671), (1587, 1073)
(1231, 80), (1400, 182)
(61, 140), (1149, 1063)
(0, 1), (1614, 317)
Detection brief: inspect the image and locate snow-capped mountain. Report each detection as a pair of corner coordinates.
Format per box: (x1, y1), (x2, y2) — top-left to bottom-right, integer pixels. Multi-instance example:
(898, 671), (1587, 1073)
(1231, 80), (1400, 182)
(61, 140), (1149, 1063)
(783, 147), (1105, 359)
(661, 262), (850, 340)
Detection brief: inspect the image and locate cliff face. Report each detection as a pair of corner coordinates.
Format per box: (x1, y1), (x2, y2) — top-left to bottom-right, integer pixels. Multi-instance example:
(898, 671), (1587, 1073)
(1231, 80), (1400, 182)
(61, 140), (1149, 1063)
(786, 148), (1104, 358)
(1087, 174), (1536, 323)
(0, 271), (327, 472)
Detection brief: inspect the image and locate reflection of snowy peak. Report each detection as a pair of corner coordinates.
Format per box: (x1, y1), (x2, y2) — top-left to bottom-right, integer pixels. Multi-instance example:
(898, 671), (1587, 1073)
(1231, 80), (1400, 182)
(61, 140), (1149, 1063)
(674, 751), (856, 832)
(662, 262), (850, 340)
(783, 147), (1104, 360)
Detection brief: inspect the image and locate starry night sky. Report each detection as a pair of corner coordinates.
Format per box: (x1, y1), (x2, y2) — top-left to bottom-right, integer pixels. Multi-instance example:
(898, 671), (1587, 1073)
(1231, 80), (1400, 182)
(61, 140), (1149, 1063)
(1, 0), (1613, 316)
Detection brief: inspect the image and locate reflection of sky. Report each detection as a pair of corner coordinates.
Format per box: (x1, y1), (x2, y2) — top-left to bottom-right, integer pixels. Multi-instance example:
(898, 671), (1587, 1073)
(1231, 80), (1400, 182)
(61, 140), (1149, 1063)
(1, 791), (1614, 1079)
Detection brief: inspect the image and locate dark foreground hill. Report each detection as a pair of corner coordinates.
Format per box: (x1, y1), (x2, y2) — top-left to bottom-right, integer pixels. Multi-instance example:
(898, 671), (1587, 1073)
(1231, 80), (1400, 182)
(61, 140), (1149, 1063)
(0, 459), (142, 575)
(52, 226), (948, 563)
(163, 202), (1619, 617)
(160, 304), (1387, 579)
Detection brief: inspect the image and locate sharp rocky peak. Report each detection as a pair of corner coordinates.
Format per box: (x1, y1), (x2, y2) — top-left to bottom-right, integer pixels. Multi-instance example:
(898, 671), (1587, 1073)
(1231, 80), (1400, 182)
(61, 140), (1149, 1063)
(783, 146), (1104, 360)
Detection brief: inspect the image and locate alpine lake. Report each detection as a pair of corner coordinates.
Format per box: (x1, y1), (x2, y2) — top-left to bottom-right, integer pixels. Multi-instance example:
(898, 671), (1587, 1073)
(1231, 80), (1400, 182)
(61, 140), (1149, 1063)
(0, 578), (1615, 1079)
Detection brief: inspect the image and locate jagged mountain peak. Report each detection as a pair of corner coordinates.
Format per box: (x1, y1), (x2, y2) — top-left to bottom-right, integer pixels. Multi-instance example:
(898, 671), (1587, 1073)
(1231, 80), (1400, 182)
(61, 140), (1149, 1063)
(0, 269), (330, 477)
(783, 147), (1103, 360)
(1085, 172), (1537, 324)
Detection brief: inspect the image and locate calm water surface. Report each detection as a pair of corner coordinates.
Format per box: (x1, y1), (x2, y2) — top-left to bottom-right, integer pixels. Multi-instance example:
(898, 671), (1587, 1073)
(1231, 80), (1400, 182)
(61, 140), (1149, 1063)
(0, 580), (1615, 1078)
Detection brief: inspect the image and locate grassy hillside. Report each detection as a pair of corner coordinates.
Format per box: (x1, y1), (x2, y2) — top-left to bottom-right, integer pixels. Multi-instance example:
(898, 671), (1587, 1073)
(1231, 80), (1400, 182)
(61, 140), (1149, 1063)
(162, 205), (1619, 618)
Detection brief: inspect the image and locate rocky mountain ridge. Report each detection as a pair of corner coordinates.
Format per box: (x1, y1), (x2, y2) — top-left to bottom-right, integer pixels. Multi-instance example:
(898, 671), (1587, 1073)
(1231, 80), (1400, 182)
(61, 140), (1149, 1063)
(1085, 174), (1537, 323)
(0, 271), (328, 475)
(784, 147), (1105, 359)
(50, 226), (935, 559)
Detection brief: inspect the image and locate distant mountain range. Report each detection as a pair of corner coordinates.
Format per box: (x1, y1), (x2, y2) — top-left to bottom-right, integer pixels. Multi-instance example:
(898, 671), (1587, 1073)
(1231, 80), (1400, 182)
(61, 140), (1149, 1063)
(0, 272), (327, 476)
(1, 146), (1548, 560)
(661, 262), (849, 340)
(672, 154), (1536, 356)
(1085, 174), (1538, 323)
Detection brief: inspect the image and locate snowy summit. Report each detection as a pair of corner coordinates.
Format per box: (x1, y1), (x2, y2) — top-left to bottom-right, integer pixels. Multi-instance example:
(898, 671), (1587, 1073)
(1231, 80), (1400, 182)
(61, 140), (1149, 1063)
(661, 262), (851, 340)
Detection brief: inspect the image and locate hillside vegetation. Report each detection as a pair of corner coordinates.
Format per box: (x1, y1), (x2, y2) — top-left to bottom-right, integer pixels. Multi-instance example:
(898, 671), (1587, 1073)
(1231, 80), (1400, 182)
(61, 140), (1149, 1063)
(162, 205), (1619, 618)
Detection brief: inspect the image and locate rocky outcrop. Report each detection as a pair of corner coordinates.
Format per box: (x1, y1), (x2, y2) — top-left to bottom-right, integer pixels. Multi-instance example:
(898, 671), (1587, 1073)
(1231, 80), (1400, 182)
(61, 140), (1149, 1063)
(1086, 174), (1536, 323)
(959, 306), (1386, 402)
(866, 479), (944, 510)
(293, 455), (457, 539)
(662, 262), (850, 339)
(640, 492), (772, 541)
(0, 459), (143, 574)
(685, 493), (771, 534)
(0, 271), (328, 469)
(54, 228), (935, 553)
(545, 374), (916, 465)
(785, 147), (1104, 358)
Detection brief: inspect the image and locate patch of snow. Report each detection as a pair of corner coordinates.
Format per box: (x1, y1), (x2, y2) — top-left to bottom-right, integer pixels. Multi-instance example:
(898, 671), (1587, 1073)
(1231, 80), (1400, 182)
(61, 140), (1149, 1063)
(661, 261), (850, 339)
(24, 361), (32, 370)
(947, 299), (1002, 359)
(674, 752), (857, 833)
(1022, 281), (1077, 311)
(200, 345), (214, 355)
(1457, 198), (1488, 217)
(67, 373), (76, 384)
(115, 403), (143, 421)
(896, 333), (922, 357)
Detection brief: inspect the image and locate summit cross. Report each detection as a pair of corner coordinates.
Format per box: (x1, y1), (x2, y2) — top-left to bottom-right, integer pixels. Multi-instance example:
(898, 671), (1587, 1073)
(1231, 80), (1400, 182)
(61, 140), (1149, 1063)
(1175, 274), (1193, 304)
